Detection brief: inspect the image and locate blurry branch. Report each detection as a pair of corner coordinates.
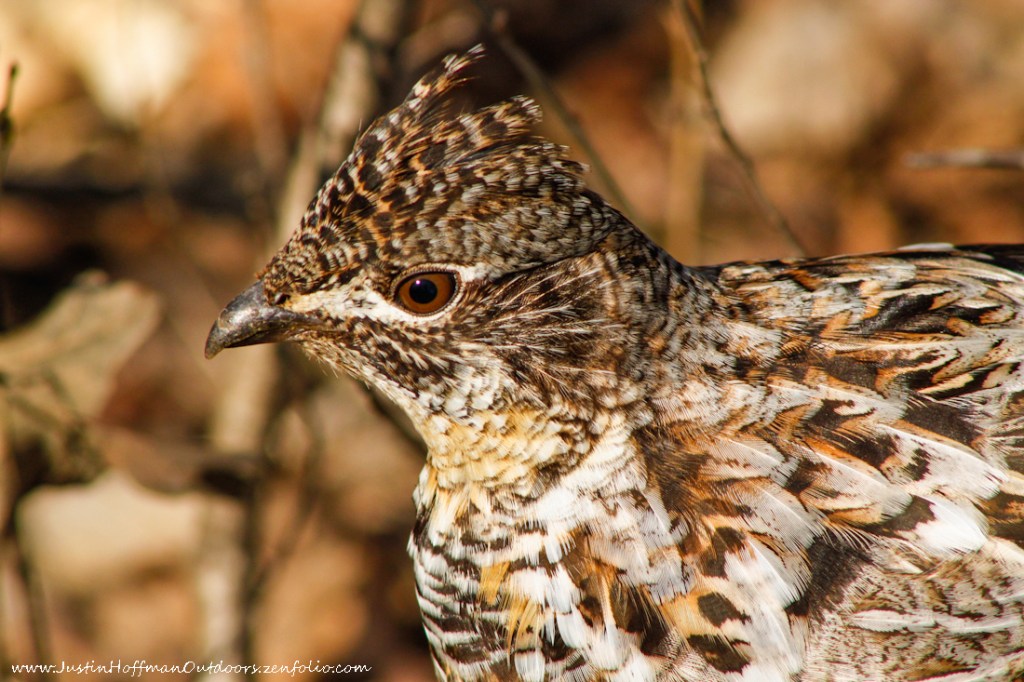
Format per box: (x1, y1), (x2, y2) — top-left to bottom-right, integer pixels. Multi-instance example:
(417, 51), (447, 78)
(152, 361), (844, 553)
(275, 0), (407, 242)
(471, 0), (639, 222)
(233, 388), (328, 681)
(0, 556), (9, 682)
(0, 62), (18, 195)
(13, 534), (51, 679)
(0, 529), (49, 682)
(671, 0), (806, 255)
(663, 7), (706, 262)
(246, 400), (326, 605)
(238, 478), (261, 679)
(202, 0), (298, 653)
(905, 148), (1024, 171)
(204, 343), (275, 680)
(241, 0), (292, 224)
(367, 385), (424, 455)
(203, 1), (409, 678)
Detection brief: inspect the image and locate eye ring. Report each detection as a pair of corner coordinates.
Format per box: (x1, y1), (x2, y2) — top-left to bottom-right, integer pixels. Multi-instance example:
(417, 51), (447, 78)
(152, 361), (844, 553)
(394, 271), (458, 315)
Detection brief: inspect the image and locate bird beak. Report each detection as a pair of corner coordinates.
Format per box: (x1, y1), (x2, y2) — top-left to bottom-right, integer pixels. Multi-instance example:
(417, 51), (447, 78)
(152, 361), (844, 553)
(205, 281), (320, 358)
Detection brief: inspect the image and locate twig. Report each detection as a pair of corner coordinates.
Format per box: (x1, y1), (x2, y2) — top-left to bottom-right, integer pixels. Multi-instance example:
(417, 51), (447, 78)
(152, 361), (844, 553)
(905, 148), (1024, 171)
(0, 63), (17, 332)
(246, 393), (326, 606)
(194, 498), (246, 680)
(314, 0), (408, 177)
(0, 539), (14, 682)
(240, 0), (292, 228)
(0, 62), (19, 197)
(663, 5), (706, 263)
(672, 0), (806, 255)
(12, 527), (51, 680)
(471, 1), (639, 221)
(274, 0), (407, 243)
(239, 476), (262, 682)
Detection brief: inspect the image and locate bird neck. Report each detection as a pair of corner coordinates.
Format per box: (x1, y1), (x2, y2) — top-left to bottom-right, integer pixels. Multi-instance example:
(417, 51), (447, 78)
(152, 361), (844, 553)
(412, 230), (740, 496)
(417, 397), (637, 493)
(411, 398), (648, 540)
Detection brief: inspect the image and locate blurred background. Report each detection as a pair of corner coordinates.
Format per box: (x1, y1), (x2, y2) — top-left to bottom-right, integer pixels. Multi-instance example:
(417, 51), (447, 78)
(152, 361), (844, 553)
(1, 0), (1023, 679)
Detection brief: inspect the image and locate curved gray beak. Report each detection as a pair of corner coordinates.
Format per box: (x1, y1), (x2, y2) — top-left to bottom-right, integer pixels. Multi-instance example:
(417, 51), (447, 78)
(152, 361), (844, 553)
(205, 281), (320, 358)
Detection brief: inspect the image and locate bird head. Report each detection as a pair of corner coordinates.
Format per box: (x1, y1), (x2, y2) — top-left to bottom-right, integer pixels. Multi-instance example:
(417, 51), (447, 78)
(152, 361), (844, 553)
(206, 48), (652, 435)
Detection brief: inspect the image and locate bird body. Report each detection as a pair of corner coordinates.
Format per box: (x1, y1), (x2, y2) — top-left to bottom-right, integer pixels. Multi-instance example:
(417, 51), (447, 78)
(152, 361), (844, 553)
(207, 50), (1024, 681)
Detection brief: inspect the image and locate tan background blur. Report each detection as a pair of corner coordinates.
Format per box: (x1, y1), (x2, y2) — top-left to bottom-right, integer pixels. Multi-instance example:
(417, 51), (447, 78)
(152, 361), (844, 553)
(1, 0), (1023, 680)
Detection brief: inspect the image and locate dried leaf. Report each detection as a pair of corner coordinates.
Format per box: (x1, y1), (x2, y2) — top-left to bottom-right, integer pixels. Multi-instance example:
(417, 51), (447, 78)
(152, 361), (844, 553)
(0, 272), (160, 527)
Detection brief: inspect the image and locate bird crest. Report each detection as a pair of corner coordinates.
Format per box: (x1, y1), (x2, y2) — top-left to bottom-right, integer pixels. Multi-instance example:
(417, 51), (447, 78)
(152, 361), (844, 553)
(261, 46), (613, 299)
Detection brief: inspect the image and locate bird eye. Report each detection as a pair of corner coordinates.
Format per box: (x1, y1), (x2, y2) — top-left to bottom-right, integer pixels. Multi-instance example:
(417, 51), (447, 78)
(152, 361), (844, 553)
(395, 271), (458, 314)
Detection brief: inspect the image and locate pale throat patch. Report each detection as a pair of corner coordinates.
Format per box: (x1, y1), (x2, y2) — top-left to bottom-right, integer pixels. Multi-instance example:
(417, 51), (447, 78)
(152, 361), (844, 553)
(419, 405), (577, 490)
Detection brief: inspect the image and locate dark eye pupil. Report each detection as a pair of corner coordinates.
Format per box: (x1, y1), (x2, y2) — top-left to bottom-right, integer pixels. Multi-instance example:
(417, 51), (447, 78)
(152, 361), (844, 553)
(409, 278), (438, 304)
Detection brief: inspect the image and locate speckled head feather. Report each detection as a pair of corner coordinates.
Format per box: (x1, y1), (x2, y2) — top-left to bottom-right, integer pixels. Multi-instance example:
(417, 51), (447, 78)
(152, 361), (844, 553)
(262, 46), (616, 299)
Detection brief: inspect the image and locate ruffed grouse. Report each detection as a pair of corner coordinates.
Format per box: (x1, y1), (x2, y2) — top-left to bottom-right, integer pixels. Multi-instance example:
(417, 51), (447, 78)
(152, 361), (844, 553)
(206, 50), (1024, 681)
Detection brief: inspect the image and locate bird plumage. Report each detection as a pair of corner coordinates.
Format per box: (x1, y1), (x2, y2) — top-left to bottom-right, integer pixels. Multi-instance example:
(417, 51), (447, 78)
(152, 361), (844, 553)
(206, 49), (1024, 681)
